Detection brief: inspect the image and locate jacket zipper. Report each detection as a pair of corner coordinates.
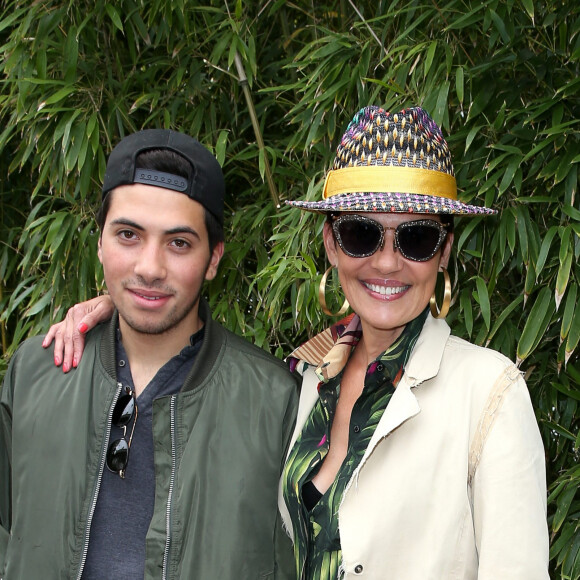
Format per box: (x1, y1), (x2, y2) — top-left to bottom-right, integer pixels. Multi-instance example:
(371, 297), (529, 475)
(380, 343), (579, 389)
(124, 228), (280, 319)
(162, 395), (178, 580)
(75, 382), (123, 580)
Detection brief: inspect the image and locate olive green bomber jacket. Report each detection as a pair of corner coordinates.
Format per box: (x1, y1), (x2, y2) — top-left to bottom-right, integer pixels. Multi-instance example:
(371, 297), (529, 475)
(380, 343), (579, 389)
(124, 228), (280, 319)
(0, 301), (299, 580)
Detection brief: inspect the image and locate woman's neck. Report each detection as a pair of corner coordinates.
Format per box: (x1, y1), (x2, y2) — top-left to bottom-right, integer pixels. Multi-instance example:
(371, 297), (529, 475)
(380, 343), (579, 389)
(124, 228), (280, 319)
(356, 319), (406, 366)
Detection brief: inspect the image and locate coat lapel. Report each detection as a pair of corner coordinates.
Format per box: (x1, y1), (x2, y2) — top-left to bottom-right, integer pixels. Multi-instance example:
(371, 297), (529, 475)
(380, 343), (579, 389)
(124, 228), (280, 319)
(347, 316), (451, 482)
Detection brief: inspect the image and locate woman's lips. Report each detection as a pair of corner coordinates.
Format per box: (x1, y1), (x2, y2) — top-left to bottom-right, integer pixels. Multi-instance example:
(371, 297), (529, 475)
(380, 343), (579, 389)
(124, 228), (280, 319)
(362, 281), (409, 298)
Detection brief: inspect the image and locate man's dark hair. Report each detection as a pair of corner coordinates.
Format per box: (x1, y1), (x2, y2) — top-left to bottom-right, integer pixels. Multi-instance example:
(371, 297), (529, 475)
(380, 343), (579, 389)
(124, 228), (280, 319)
(96, 149), (224, 251)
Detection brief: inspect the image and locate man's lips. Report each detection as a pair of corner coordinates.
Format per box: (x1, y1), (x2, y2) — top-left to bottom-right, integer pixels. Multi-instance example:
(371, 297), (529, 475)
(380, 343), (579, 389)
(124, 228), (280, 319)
(127, 288), (171, 301)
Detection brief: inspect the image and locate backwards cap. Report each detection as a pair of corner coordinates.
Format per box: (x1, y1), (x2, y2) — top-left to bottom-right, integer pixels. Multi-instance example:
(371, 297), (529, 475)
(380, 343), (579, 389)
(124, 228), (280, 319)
(102, 129), (225, 224)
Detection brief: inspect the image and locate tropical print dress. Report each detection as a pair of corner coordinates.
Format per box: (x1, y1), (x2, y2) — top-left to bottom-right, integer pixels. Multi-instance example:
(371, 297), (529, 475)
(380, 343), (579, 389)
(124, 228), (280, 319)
(283, 309), (427, 580)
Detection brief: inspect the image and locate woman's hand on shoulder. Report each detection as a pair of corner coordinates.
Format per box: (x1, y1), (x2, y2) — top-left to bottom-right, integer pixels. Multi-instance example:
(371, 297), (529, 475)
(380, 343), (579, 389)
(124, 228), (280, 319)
(42, 295), (114, 372)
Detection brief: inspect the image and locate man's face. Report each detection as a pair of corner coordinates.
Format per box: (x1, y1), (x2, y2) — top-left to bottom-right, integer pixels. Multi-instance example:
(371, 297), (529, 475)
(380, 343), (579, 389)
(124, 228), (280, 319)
(98, 184), (223, 341)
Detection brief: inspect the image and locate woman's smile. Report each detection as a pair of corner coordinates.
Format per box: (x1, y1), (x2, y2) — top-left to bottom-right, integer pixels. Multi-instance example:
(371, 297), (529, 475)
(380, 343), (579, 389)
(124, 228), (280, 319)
(361, 280), (409, 299)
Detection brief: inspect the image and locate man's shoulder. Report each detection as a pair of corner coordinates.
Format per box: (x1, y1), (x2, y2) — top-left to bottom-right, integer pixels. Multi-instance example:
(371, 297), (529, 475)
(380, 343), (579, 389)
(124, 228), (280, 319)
(9, 334), (57, 370)
(216, 324), (292, 374)
(7, 325), (105, 380)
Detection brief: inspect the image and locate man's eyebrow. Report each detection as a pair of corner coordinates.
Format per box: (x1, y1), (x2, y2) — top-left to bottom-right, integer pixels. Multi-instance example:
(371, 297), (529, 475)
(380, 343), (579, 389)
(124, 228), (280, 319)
(109, 219), (200, 239)
(165, 226), (200, 239)
(110, 218), (143, 230)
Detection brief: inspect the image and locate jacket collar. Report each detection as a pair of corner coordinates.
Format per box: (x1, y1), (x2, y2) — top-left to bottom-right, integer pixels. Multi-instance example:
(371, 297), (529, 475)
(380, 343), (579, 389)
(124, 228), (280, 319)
(403, 314), (450, 385)
(99, 299), (226, 393)
(100, 310), (119, 379)
(356, 315), (449, 458)
(345, 315), (451, 497)
(181, 299), (226, 393)
(290, 312), (450, 385)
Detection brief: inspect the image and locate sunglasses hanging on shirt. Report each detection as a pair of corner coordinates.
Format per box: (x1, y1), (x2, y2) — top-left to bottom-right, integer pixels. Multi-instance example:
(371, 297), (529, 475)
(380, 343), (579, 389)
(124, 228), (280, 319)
(331, 215), (449, 262)
(106, 385), (138, 478)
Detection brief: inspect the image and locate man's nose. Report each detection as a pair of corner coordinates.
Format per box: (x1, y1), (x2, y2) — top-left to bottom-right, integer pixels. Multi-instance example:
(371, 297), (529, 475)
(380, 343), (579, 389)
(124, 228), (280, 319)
(133, 242), (166, 283)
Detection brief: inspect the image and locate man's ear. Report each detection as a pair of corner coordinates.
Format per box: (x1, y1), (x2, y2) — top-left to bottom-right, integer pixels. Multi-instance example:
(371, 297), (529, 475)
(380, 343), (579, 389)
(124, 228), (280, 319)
(205, 241), (224, 281)
(97, 236), (103, 265)
(440, 232), (454, 269)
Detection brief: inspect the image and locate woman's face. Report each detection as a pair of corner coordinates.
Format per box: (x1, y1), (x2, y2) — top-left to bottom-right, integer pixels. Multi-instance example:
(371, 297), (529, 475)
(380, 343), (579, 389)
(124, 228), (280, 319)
(323, 212), (453, 343)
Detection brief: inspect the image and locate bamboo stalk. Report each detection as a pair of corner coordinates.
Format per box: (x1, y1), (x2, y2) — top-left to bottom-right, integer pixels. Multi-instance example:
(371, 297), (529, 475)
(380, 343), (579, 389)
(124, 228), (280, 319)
(234, 52), (280, 209)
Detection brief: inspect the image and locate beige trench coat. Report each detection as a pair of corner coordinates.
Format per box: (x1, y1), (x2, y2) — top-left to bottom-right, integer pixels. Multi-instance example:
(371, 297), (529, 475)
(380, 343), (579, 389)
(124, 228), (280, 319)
(279, 314), (549, 579)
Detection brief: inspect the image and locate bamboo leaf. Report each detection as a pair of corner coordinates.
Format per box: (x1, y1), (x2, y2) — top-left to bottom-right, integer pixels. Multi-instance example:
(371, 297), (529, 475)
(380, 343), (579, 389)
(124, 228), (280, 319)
(489, 9), (511, 43)
(516, 205), (529, 266)
(460, 288), (473, 337)
(517, 287), (553, 363)
(498, 156), (521, 195)
(424, 40), (437, 76)
(215, 130), (229, 167)
(566, 302), (580, 365)
(455, 66), (464, 105)
(41, 87), (76, 107)
(23, 289), (54, 317)
(556, 246), (572, 311)
(560, 284), (578, 343)
(433, 81), (450, 127)
(475, 276), (491, 330)
(535, 226), (558, 280)
(486, 295), (524, 345)
(552, 485), (577, 534)
(105, 4), (124, 33)
(464, 124), (482, 153)
(521, 0), (535, 20)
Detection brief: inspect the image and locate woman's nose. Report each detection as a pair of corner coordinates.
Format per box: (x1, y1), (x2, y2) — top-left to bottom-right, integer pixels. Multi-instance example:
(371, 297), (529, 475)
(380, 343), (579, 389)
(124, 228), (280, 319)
(370, 229), (403, 270)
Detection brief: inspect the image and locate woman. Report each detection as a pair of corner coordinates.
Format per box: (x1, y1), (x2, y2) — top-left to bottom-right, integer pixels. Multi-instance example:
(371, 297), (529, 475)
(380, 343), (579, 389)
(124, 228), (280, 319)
(46, 106), (549, 578)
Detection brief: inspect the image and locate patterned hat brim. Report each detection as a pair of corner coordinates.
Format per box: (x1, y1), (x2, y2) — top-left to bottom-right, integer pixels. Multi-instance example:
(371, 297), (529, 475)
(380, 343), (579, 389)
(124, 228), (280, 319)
(286, 191), (497, 216)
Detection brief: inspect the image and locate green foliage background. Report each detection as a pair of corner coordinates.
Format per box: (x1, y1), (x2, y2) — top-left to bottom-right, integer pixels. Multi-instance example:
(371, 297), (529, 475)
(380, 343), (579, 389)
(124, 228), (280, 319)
(1, 0), (579, 576)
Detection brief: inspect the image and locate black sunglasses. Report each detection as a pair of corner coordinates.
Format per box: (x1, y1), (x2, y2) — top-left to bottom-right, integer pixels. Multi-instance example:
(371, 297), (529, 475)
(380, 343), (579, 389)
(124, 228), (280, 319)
(106, 385), (138, 478)
(331, 215), (449, 261)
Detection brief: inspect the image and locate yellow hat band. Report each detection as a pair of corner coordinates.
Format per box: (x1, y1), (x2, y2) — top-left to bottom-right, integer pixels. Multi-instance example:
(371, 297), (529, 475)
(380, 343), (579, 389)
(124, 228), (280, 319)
(323, 166), (457, 201)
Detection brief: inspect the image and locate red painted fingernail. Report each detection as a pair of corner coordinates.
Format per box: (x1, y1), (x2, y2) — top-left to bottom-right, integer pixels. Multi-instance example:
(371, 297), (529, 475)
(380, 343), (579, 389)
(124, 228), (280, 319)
(79, 323), (88, 333)
(73, 358), (78, 368)
(62, 363), (69, 373)
(54, 356), (61, 366)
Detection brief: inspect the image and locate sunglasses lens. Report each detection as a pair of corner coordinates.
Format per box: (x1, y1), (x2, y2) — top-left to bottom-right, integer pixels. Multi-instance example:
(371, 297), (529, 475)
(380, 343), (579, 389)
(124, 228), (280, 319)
(107, 438), (129, 473)
(112, 391), (135, 427)
(397, 223), (443, 261)
(336, 218), (382, 257)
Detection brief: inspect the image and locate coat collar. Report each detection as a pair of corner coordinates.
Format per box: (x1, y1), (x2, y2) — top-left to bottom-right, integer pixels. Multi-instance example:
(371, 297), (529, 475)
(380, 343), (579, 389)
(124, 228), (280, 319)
(290, 312), (450, 385)
(403, 314), (451, 384)
(99, 299), (227, 394)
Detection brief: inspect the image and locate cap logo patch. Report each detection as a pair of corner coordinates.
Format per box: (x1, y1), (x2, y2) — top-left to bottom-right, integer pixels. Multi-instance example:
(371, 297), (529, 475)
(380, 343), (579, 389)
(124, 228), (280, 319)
(134, 168), (188, 192)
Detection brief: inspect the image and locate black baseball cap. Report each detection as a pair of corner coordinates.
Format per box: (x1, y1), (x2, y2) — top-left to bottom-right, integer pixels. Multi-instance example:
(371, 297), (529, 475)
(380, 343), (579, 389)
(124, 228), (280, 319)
(102, 129), (225, 224)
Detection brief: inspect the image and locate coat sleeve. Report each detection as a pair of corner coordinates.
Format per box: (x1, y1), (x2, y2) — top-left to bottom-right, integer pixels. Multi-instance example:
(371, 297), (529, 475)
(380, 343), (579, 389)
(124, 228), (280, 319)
(274, 370), (299, 580)
(0, 352), (16, 565)
(471, 368), (549, 579)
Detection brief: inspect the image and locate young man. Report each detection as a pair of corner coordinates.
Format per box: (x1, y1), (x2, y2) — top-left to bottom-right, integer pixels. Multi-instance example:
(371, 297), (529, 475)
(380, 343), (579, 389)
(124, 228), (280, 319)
(0, 130), (299, 579)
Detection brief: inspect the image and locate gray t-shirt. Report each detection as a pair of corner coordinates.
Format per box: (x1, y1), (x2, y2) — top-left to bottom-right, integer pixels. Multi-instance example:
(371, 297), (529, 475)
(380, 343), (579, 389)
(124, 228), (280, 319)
(81, 328), (203, 579)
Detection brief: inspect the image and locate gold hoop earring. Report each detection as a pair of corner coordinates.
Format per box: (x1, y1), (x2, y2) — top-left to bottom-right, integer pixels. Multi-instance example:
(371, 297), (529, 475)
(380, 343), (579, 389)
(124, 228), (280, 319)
(430, 267), (451, 319)
(319, 267), (349, 317)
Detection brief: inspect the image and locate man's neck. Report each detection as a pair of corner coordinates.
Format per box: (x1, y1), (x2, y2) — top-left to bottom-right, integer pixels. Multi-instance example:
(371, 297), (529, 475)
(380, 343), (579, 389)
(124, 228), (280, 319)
(118, 316), (203, 396)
